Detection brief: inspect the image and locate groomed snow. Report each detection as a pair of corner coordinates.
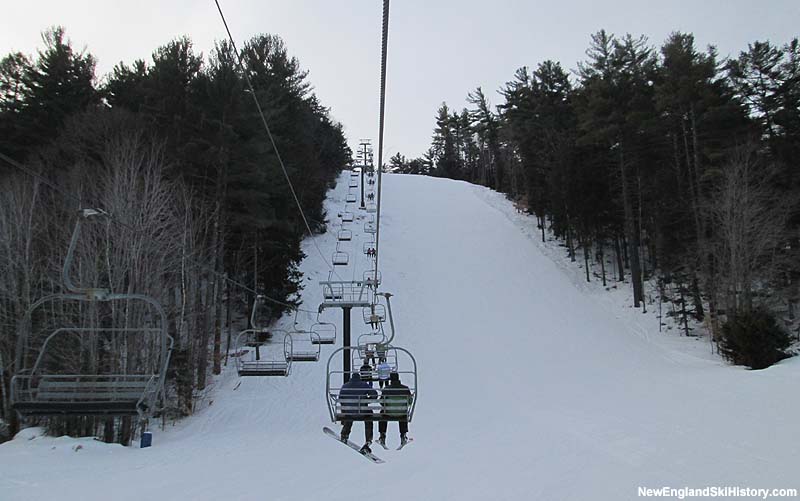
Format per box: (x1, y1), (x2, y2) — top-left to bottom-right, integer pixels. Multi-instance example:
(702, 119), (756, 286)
(1, 173), (798, 500)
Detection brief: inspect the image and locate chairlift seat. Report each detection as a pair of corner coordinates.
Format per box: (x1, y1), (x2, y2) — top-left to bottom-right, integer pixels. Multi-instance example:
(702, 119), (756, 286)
(238, 361), (289, 377)
(12, 375), (154, 416)
(363, 304), (386, 324)
(332, 252), (349, 266)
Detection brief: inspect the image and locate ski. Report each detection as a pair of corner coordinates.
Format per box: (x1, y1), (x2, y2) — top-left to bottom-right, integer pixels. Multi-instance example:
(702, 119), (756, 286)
(396, 437), (413, 451)
(323, 427), (385, 464)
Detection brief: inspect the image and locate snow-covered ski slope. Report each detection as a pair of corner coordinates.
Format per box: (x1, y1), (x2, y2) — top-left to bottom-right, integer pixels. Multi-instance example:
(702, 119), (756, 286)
(1, 173), (798, 500)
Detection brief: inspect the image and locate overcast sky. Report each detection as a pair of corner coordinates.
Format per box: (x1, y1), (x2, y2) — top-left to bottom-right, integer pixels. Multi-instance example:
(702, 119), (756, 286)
(1, 1), (798, 159)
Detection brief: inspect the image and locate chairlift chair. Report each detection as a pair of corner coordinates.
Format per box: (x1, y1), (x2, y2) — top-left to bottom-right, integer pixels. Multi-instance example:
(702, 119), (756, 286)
(364, 270), (382, 289)
(332, 251), (349, 266)
(340, 212), (354, 223)
(356, 330), (387, 360)
(346, 194), (357, 203)
(11, 210), (173, 421)
(235, 329), (292, 376)
(364, 222), (377, 234)
(326, 345), (417, 423)
(362, 303), (386, 325)
(286, 330), (322, 362)
(363, 241), (376, 256)
(311, 321), (337, 345)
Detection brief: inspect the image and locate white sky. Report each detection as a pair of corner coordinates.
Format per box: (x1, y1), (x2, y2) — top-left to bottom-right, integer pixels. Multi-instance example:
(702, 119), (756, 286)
(1, 1), (798, 159)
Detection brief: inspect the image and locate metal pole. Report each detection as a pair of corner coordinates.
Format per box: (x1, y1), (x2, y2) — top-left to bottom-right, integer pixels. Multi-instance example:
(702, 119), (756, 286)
(343, 306), (351, 384)
(360, 142), (367, 209)
(373, 0), (389, 291)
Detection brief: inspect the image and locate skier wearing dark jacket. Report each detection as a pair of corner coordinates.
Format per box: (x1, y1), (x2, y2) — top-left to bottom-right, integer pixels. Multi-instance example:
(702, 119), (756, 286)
(339, 373), (378, 451)
(378, 372), (412, 448)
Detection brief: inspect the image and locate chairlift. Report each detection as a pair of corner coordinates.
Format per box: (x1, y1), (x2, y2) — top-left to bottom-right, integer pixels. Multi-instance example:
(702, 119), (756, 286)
(340, 212), (354, 223)
(11, 210), (173, 421)
(332, 251), (349, 266)
(338, 229), (352, 242)
(363, 303), (386, 325)
(363, 241), (377, 256)
(287, 330), (322, 362)
(364, 222), (377, 234)
(235, 329), (292, 376)
(356, 330), (387, 361)
(311, 321), (337, 345)
(346, 194), (357, 203)
(233, 296), (292, 376)
(364, 270), (382, 289)
(325, 345), (417, 423)
(349, 180), (358, 188)
(366, 203), (377, 213)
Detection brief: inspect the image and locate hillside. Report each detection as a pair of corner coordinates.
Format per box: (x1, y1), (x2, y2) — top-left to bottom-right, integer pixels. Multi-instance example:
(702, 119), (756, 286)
(1, 172), (798, 500)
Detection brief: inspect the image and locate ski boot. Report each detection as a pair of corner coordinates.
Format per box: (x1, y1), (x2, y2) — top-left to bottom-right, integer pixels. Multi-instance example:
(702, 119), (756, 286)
(399, 433), (409, 448)
(340, 433), (349, 443)
(377, 433), (387, 449)
(360, 441), (372, 454)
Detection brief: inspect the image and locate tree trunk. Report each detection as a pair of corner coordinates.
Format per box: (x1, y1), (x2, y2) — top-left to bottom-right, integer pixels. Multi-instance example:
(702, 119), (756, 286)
(614, 234), (625, 282)
(619, 146), (643, 307)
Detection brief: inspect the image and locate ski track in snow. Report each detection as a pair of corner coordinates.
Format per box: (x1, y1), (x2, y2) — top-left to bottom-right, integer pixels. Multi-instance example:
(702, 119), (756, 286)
(1, 173), (798, 500)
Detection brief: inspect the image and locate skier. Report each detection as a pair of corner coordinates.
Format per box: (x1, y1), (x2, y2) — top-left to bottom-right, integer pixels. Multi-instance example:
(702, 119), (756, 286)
(360, 361), (374, 386)
(376, 359), (391, 389)
(378, 372), (412, 448)
(339, 373), (377, 452)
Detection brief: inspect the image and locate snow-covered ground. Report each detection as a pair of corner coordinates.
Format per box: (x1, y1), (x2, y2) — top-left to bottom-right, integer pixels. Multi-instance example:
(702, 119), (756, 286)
(1, 173), (798, 500)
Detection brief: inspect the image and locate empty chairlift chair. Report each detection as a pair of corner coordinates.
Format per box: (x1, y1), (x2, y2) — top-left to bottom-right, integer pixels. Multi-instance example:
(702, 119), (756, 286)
(311, 321), (337, 345)
(287, 330), (321, 362)
(346, 194), (357, 203)
(340, 212), (354, 223)
(364, 221), (377, 234)
(332, 250), (349, 266)
(11, 210), (173, 422)
(233, 295), (292, 377)
(332, 242), (349, 266)
(235, 329), (292, 377)
(338, 229), (352, 242)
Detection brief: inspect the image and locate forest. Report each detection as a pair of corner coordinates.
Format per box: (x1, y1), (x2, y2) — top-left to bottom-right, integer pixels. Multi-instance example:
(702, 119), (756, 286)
(0, 27), (350, 442)
(390, 31), (800, 369)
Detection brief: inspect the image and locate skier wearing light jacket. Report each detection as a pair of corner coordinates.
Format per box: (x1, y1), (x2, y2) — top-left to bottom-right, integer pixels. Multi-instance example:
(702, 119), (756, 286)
(378, 372), (412, 448)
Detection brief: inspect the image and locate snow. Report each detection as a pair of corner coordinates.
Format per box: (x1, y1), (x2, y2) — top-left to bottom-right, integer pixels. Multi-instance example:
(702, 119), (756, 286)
(1, 173), (798, 500)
